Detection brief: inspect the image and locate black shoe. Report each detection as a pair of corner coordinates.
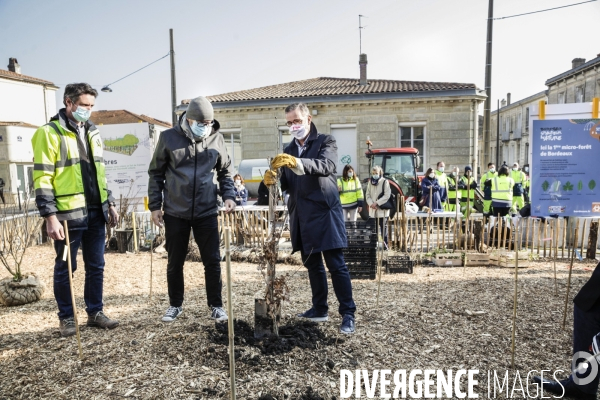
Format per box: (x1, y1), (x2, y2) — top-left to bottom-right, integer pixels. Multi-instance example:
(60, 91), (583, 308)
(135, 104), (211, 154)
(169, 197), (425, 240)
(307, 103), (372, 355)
(87, 311), (119, 329)
(297, 308), (328, 322)
(532, 376), (596, 399)
(59, 317), (76, 337)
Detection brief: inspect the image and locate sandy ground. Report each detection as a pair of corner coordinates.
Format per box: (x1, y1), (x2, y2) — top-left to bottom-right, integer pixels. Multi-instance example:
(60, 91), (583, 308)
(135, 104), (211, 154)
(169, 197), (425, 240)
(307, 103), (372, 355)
(0, 243), (597, 399)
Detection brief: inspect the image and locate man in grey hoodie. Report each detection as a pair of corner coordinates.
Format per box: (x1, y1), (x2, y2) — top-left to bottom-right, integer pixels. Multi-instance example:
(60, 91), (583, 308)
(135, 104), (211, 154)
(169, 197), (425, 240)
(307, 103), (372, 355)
(148, 96), (236, 323)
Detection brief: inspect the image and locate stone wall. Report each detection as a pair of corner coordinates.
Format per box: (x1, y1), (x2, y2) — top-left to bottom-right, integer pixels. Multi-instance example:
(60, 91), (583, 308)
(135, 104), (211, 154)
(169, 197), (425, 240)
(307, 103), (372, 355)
(214, 96), (482, 178)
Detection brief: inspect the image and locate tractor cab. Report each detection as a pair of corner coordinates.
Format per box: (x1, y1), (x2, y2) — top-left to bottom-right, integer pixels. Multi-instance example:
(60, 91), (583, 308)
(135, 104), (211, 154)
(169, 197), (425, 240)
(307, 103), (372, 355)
(367, 148), (421, 204)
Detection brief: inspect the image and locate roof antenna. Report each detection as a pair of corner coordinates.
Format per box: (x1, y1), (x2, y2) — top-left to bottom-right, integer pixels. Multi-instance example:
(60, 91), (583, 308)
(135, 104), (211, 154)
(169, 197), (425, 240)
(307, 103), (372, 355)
(359, 15), (367, 54)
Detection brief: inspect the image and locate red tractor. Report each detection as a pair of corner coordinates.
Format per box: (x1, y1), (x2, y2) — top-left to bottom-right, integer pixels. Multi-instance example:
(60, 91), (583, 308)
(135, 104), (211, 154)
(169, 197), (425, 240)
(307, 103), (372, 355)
(359, 140), (422, 221)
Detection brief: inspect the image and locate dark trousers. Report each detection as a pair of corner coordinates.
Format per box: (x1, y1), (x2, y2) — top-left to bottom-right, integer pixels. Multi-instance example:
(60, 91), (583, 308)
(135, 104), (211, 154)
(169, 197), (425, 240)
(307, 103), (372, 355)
(53, 208), (105, 320)
(566, 302), (600, 394)
(492, 206), (511, 217)
(163, 213), (222, 308)
(301, 248), (356, 318)
(0, 188), (5, 204)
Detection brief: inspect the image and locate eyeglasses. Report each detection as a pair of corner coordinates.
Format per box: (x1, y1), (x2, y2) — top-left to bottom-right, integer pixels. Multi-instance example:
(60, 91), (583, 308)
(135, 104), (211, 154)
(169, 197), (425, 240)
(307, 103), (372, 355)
(195, 120), (214, 127)
(285, 118), (304, 127)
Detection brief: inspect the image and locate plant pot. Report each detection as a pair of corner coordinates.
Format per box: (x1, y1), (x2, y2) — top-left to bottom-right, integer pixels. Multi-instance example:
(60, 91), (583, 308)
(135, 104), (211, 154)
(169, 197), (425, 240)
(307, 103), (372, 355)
(0, 273), (44, 306)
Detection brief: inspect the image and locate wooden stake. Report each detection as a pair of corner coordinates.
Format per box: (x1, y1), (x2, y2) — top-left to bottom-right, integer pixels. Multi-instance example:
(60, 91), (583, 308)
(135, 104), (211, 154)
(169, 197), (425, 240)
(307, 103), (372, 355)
(63, 220), (83, 360)
(376, 216), (383, 308)
(511, 223), (520, 369)
(552, 220), (558, 295)
(562, 227), (579, 330)
(426, 216), (431, 252)
(502, 217), (508, 251)
(419, 217), (423, 253)
(150, 227), (154, 299)
(492, 215), (498, 252)
(537, 220), (542, 256)
(525, 217), (531, 251)
(486, 216), (491, 252)
(580, 219), (587, 256)
(543, 220), (548, 258)
(132, 212), (138, 253)
(223, 227), (237, 400)
(436, 217), (440, 250)
(562, 218), (567, 259)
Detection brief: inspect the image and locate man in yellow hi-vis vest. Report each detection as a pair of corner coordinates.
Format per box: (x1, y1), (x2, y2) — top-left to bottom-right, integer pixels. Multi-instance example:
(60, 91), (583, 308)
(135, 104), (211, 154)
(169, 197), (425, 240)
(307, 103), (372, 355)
(32, 83), (120, 337)
(486, 165), (514, 217)
(511, 162), (527, 211)
(480, 162), (497, 215)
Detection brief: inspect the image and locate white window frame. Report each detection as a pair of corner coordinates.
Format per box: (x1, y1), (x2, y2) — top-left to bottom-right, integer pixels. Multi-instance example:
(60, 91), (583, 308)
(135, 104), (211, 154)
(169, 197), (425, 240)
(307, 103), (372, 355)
(398, 121), (426, 172)
(220, 128), (241, 172)
(575, 86), (584, 103)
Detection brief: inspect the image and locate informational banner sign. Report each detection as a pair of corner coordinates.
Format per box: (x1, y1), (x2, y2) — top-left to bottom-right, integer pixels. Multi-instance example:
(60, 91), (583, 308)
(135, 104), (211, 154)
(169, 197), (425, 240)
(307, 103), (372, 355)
(98, 123), (152, 201)
(531, 119), (600, 216)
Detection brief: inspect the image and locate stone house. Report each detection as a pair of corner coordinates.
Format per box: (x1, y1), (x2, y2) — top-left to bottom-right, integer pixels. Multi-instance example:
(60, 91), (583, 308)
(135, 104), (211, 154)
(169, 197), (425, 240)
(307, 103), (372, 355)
(546, 55), (600, 104)
(178, 72), (486, 178)
(483, 91), (547, 169)
(0, 58), (59, 202)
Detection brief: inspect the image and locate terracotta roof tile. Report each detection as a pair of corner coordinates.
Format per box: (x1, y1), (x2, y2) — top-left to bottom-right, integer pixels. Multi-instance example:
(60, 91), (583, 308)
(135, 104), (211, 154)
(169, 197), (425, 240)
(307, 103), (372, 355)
(0, 121), (39, 128)
(0, 69), (58, 88)
(182, 77), (477, 104)
(90, 110), (171, 128)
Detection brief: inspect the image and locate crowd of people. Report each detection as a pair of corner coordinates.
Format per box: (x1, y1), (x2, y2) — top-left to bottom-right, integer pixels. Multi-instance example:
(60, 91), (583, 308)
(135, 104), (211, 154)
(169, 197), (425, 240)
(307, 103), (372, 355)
(31, 86), (598, 397)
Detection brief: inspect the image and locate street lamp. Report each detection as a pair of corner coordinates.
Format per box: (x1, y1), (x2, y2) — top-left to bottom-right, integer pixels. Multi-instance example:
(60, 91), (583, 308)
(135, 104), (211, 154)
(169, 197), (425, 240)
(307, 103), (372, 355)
(101, 86), (112, 93)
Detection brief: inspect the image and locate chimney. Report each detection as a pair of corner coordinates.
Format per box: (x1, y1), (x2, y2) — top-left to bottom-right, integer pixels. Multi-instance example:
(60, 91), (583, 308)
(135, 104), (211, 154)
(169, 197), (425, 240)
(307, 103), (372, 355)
(507, 93), (511, 106)
(501, 99), (507, 108)
(359, 53), (368, 86)
(572, 58), (586, 69)
(7, 58), (20, 74)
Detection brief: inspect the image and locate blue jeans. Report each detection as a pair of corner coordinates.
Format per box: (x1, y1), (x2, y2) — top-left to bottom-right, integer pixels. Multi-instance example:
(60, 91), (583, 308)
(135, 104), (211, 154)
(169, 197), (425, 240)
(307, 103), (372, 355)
(566, 302), (600, 395)
(53, 208), (106, 320)
(301, 248), (356, 318)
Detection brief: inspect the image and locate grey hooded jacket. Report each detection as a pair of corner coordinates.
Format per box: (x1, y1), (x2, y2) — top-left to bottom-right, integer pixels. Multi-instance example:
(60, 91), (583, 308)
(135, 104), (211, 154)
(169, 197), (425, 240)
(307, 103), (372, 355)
(148, 113), (235, 220)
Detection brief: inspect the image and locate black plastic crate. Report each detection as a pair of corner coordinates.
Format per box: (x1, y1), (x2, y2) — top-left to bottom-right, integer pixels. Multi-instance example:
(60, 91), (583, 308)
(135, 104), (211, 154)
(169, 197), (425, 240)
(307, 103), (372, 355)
(345, 220), (375, 230)
(386, 255), (415, 274)
(347, 264), (377, 280)
(346, 236), (378, 248)
(343, 248), (377, 259)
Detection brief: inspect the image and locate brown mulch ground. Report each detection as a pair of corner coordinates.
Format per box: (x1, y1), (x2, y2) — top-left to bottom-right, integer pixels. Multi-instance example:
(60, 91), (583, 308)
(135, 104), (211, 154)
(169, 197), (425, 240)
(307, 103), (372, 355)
(0, 244), (597, 399)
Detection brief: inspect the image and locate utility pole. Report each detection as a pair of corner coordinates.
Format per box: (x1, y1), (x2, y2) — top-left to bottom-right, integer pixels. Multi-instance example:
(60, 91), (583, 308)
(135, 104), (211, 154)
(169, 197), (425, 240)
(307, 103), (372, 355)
(483, 0), (494, 170)
(169, 29), (178, 127)
(496, 99), (501, 166)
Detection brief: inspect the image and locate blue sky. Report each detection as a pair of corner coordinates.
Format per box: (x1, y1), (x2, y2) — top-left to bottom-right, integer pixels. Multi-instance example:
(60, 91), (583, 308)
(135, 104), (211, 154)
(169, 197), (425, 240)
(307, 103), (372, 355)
(0, 0), (598, 122)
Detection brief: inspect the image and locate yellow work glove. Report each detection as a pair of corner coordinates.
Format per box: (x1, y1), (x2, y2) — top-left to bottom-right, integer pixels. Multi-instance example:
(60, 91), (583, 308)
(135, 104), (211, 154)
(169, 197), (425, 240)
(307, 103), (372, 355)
(271, 153), (297, 169)
(264, 169), (278, 186)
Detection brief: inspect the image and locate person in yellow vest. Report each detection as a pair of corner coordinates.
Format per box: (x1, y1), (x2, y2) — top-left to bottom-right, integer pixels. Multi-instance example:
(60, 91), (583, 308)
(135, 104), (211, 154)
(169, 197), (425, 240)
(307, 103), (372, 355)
(337, 165), (364, 222)
(511, 162), (527, 211)
(458, 166), (477, 216)
(32, 83), (120, 337)
(486, 165), (514, 217)
(480, 162), (497, 215)
(434, 161), (449, 210)
(446, 167), (459, 211)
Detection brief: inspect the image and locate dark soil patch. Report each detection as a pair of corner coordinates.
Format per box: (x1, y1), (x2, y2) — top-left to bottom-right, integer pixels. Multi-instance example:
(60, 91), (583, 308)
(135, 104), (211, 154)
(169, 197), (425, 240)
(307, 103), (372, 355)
(205, 319), (343, 355)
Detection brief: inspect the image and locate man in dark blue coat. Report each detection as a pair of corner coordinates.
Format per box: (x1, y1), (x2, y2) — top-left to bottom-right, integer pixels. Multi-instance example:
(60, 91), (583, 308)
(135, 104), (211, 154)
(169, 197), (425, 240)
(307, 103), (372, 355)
(267, 102), (356, 334)
(533, 261), (600, 399)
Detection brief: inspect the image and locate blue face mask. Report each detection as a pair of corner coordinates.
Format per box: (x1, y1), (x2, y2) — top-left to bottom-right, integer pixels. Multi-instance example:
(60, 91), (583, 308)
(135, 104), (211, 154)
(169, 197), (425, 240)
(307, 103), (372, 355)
(72, 106), (91, 122)
(371, 174), (380, 180)
(191, 121), (210, 138)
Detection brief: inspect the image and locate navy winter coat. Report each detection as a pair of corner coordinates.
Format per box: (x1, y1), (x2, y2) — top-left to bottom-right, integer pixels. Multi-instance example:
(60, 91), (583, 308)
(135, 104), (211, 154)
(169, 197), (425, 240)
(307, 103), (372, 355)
(280, 123), (347, 254)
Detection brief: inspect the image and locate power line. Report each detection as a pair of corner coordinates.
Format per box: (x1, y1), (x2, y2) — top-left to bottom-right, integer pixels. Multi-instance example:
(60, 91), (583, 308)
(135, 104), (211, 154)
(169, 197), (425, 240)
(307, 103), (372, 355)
(103, 53), (170, 88)
(492, 0), (597, 20)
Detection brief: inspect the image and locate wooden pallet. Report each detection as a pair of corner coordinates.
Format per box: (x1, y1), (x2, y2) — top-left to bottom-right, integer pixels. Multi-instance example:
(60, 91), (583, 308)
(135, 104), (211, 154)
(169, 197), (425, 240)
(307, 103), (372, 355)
(463, 252), (490, 266)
